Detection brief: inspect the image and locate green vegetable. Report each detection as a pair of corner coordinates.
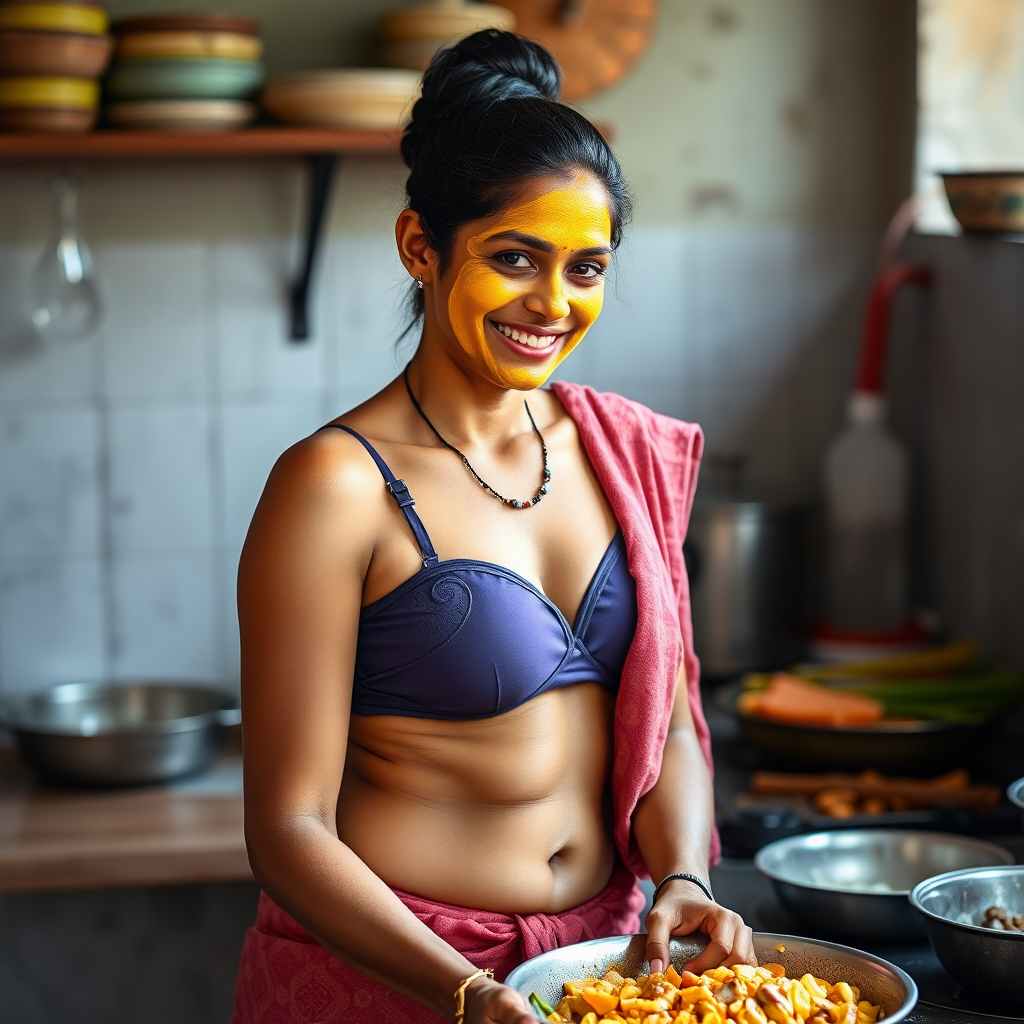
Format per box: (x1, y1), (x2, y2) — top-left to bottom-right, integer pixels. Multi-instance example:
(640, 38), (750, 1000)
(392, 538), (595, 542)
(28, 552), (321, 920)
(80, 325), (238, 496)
(849, 671), (1024, 724)
(744, 669), (1024, 725)
(530, 992), (555, 1018)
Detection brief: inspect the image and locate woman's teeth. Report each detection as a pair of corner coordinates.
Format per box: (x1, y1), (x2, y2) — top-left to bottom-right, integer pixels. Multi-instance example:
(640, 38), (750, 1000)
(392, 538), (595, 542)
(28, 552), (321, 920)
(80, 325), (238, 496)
(492, 321), (561, 349)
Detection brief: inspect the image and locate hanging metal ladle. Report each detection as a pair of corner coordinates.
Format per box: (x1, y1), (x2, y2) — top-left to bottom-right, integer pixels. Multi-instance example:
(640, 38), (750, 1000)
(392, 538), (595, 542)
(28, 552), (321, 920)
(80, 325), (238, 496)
(28, 172), (103, 343)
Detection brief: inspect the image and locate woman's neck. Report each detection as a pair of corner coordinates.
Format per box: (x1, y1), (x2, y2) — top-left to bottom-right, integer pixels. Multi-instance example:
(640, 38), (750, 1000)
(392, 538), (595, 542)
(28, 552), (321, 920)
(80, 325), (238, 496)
(404, 346), (541, 452)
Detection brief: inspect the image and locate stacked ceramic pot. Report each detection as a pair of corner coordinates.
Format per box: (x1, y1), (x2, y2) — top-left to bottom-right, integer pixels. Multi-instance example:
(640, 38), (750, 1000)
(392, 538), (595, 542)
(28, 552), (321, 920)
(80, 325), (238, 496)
(0, 0), (113, 132)
(261, 0), (515, 131)
(104, 12), (263, 131)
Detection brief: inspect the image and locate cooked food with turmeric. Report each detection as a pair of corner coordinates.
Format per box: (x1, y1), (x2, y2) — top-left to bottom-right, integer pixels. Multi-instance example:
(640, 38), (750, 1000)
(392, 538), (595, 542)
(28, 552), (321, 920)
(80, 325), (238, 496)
(540, 962), (884, 1024)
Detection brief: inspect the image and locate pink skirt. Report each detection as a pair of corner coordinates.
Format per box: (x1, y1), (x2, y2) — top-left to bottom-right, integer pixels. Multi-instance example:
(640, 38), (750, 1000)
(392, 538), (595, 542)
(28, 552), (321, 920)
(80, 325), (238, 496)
(232, 863), (645, 1024)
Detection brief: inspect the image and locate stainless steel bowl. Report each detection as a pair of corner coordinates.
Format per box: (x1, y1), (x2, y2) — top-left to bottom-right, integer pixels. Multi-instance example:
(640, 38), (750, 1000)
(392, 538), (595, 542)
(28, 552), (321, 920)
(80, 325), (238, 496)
(911, 865), (1024, 1005)
(755, 830), (1013, 940)
(1008, 777), (1024, 830)
(505, 932), (917, 1023)
(0, 681), (241, 786)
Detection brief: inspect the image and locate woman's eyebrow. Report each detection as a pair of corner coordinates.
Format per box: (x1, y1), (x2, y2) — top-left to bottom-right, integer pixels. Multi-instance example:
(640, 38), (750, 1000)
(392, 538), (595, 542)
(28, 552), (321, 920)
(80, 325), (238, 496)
(485, 230), (611, 258)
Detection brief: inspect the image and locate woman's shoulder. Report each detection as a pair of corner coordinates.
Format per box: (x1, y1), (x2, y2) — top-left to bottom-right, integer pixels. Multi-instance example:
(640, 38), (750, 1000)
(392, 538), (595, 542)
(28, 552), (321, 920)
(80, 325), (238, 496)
(255, 416), (398, 543)
(268, 382), (409, 507)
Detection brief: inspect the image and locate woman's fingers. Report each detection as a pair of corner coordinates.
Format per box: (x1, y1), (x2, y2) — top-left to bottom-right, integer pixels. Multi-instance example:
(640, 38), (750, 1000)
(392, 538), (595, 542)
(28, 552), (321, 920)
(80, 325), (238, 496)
(644, 903), (673, 978)
(464, 979), (536, 1024)
(683, 908), (756, 973)
(489, 987), (536, 1024)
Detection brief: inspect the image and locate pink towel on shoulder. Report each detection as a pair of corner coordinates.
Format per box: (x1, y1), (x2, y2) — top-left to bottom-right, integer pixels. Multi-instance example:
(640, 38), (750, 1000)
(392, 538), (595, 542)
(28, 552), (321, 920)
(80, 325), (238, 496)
(550, 382), (717, 873)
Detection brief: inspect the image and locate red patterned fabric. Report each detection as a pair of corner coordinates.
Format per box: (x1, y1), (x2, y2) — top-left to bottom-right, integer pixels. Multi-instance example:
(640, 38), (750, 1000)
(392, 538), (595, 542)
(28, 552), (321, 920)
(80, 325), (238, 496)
(232, 863), (645, 1024)
(550, 382), (715, 873)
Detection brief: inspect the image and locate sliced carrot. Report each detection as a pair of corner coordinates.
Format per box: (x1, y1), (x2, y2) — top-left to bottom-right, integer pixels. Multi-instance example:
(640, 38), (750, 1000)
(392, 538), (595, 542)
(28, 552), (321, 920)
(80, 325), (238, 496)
(745, 674), (884, 727)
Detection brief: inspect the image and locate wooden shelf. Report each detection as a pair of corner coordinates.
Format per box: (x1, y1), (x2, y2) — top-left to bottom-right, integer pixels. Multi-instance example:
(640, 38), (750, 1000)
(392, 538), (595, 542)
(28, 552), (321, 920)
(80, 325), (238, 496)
(0, 126), (401, 160)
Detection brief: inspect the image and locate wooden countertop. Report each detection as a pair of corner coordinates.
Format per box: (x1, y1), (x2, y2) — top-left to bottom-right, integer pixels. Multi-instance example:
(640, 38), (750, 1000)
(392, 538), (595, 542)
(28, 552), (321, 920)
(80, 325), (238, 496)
(0, 735), (251, 893)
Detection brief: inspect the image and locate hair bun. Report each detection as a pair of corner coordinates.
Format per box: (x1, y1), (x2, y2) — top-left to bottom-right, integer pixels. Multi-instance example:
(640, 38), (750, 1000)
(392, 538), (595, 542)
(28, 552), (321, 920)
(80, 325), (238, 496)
(402, 29), (560, 169)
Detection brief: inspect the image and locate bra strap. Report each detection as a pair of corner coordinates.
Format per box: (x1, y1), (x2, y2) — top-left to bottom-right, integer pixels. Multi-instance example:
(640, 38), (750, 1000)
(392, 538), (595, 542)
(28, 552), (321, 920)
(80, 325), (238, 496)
(321, 425), (439, 568)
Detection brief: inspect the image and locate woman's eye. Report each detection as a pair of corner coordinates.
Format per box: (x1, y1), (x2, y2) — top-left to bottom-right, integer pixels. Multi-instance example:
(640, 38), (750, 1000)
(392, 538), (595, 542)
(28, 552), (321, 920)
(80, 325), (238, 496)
(497, 252), (534, 269)
(572, 262), (606, 279)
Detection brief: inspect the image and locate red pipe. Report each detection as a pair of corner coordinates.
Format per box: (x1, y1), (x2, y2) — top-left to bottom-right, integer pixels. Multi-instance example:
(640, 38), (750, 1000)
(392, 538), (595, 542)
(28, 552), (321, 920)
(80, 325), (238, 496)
(856, 264), (932, 393)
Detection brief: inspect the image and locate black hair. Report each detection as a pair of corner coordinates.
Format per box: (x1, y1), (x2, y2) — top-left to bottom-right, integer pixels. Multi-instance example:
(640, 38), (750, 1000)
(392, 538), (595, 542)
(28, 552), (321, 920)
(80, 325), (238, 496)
(399, 29), (632, 332)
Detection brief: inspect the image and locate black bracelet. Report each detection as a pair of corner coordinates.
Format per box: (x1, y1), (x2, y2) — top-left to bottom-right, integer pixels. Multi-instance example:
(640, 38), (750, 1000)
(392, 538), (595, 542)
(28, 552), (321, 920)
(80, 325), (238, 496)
(651, 872), (715, 907)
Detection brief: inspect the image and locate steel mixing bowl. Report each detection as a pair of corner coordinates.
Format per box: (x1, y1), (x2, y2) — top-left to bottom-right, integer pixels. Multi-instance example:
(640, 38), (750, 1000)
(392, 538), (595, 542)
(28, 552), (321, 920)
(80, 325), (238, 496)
(0, 681), (241, 786)
(754, 830), (1013, 940)
(1008, 777), (1024, 830)
(911, 865), (1024, 1005)
(505, 932), (917, 1023)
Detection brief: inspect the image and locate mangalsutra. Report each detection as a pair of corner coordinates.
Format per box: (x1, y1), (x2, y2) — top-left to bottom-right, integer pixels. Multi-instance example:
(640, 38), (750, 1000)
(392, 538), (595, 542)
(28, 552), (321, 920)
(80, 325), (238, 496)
(403, 366), (550, 509)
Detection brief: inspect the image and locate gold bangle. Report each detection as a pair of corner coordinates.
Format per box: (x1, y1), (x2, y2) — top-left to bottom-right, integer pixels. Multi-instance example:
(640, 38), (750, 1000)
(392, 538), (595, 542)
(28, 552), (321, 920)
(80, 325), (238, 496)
(454, 967), (494, 1024)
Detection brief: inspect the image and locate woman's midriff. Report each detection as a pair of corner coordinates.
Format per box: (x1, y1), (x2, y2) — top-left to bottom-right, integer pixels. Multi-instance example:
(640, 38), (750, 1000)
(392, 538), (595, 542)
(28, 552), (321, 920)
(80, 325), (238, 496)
(337, 682), (615, 915)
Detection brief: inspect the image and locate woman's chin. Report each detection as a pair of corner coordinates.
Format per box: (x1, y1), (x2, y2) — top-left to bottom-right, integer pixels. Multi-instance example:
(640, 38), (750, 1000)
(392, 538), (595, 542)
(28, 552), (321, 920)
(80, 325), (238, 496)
(484, 320), (566, 389)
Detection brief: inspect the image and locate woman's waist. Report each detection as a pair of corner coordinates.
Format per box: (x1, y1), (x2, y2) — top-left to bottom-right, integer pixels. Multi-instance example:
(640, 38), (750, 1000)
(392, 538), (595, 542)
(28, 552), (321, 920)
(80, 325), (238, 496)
(255, 857), (643, 949)
(337, 781), (616, 913)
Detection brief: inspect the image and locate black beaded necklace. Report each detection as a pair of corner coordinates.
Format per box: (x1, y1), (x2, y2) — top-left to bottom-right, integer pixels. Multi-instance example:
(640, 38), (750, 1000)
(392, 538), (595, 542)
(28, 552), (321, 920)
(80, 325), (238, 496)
(403, 366), (551, 509)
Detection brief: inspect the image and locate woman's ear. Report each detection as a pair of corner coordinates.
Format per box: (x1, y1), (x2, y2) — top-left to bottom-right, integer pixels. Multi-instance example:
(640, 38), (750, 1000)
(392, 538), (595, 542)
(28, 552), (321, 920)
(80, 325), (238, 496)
(395, 209), (436, 284)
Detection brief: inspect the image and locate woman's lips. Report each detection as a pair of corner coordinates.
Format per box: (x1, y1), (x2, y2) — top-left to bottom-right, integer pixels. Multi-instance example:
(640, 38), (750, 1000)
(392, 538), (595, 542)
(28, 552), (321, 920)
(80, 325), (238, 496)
(489, 319), (568, 358)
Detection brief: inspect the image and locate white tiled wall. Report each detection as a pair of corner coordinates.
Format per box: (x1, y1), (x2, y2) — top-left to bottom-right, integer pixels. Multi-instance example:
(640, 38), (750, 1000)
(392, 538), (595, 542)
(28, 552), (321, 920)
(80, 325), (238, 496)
(0, 225), (877, 695)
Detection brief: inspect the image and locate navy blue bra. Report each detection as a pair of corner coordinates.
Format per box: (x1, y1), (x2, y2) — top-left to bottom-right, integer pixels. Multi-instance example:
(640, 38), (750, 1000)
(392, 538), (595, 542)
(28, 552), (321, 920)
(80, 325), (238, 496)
(326, 426), (638, 720)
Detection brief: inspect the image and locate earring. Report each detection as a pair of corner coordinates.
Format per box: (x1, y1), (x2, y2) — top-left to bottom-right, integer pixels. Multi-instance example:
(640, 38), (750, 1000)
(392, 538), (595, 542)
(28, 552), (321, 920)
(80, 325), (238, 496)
(415, 275), (424, 290)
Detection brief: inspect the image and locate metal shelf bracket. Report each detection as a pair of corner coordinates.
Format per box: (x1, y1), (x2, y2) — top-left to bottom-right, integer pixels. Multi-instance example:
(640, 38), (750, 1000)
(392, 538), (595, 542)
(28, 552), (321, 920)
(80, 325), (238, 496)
(289, 152), (341, 341)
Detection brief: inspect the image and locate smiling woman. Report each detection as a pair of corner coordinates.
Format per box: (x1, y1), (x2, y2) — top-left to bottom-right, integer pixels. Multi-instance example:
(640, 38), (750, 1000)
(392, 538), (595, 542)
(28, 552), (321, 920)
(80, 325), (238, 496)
(232, 29), (752, 1024)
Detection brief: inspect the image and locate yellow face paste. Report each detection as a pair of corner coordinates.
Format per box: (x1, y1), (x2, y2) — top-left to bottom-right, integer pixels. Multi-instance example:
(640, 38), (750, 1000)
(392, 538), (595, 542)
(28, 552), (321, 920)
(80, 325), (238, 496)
(446, 174), (612, 390)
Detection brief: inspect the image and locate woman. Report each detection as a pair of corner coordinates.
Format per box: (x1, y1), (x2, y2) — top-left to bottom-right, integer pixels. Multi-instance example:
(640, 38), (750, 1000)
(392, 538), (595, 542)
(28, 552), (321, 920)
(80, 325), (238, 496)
(233, 30), (754, 1024)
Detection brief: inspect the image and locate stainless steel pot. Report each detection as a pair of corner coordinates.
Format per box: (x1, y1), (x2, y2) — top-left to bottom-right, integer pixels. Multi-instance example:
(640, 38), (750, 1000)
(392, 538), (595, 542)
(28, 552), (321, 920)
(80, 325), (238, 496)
(754, 830), (1013, 941)
(910, 865), (1024, 1006)
(686, 459), (807, 677)
(505, 932), (918, 1024)
(0, 681), (241, 786)
(1008, 777), (1024, 831)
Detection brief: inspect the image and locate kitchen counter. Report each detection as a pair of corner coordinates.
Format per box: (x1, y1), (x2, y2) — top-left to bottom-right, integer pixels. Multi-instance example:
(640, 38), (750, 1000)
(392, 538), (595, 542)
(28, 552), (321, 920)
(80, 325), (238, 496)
(0, 736), (250, 893)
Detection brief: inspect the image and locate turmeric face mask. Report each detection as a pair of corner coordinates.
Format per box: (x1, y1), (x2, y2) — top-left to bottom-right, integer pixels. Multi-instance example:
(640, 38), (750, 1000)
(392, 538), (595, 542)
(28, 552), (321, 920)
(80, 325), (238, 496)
(445, 174), (613, 390)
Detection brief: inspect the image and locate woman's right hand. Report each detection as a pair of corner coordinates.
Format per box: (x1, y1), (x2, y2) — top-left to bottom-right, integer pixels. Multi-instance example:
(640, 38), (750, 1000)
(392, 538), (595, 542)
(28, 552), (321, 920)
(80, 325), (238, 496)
(462, 977), (538, 1024)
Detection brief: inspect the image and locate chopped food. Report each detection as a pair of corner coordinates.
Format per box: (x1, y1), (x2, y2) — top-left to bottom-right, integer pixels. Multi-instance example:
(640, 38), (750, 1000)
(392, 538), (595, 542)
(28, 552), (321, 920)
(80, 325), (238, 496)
(541, 962), (884, 1024)
(738, 675), (884, 728)
(982, 905), (1024, 931)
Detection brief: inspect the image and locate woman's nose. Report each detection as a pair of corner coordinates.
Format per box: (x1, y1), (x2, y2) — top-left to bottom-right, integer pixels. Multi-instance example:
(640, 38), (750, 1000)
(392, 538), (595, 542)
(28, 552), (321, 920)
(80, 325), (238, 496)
(523, 271), (570, 321)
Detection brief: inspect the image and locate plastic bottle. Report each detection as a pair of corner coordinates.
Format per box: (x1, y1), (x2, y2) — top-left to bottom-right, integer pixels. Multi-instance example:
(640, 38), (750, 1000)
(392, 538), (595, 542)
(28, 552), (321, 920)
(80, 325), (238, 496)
(825, 391), (907, 632)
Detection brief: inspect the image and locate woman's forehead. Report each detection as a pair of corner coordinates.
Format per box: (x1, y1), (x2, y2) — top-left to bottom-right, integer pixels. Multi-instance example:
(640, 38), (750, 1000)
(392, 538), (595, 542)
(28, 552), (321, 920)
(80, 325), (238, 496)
(467, 172), (613, 252)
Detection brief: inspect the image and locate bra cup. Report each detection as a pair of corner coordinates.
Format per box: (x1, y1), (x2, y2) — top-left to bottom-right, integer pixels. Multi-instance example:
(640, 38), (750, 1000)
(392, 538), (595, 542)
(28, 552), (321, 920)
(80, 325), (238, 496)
(578, 548), (638, 677)
(352, 535), (636, 719)
(405, 574), (472, 651)
(357, 567), (572, 716)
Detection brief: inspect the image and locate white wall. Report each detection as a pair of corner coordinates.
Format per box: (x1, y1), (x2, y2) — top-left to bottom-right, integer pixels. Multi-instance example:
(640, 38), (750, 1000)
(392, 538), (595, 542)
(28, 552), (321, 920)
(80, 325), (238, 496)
(0, 219), (876, 695)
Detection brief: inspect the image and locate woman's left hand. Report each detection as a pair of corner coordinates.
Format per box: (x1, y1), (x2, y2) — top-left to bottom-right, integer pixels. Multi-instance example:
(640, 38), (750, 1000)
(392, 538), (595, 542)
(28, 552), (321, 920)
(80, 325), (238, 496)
(644, 880), (756, 975)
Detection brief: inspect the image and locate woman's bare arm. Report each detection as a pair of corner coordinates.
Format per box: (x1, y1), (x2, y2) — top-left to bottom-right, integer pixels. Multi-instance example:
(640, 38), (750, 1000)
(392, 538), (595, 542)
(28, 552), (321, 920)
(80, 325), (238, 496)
(632, 660), (755, 973)
(239, 432), (528, 1021)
